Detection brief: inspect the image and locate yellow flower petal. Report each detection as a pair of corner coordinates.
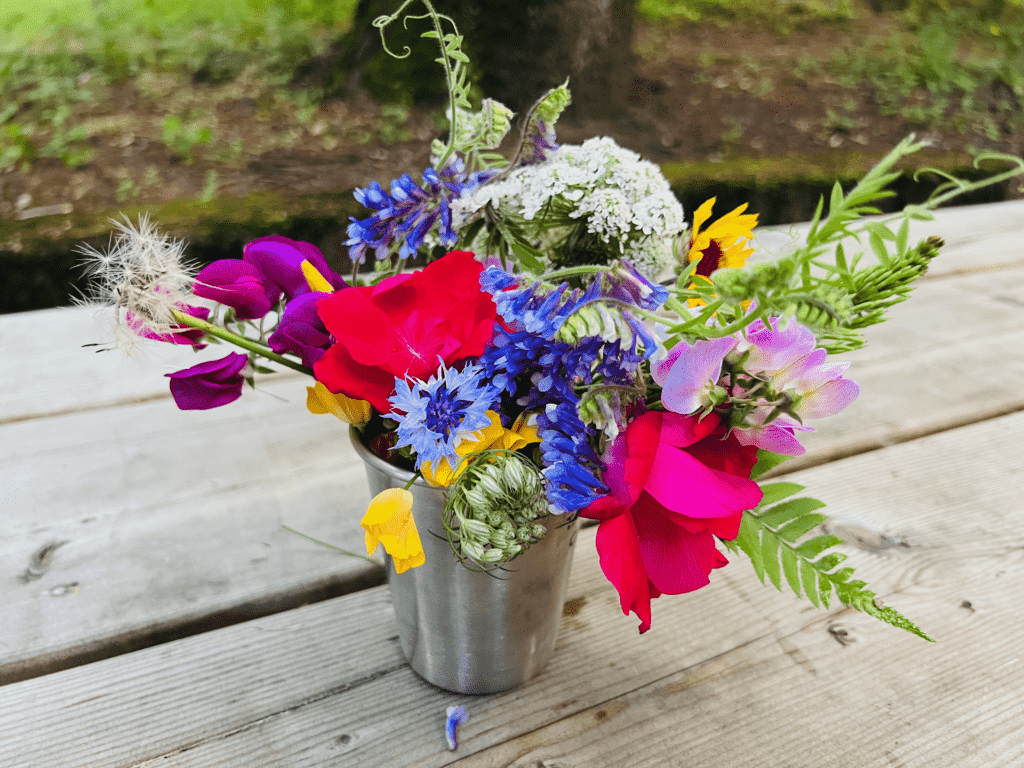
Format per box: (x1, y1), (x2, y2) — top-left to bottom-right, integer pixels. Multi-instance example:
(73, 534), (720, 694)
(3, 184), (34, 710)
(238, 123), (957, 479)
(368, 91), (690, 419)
(420, 411), (541, 487)
(361, 488), (425, 574)
(301, 260), (335, 293)
(306, 381), (372, 426)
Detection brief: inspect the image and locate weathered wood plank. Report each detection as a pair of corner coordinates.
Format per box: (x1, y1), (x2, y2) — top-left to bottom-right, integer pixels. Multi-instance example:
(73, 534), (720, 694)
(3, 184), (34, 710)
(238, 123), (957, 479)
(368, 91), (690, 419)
(1, 411), (1021, 767)
(0, 375), (379, 684)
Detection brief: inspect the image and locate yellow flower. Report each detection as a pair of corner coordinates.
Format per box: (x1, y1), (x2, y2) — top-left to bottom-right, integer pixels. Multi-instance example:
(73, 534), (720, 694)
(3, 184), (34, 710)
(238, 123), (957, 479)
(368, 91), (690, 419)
(685, 197), (758, 306)
(306, 380), (372, 426)
(420, 410), (541, 487)
(361, 488), (425, 574)
(301, 260), (335, 293)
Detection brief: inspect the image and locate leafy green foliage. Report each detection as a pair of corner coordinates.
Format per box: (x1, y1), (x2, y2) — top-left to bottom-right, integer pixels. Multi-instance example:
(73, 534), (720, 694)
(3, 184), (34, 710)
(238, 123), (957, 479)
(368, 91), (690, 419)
(721, 480), (935, 641)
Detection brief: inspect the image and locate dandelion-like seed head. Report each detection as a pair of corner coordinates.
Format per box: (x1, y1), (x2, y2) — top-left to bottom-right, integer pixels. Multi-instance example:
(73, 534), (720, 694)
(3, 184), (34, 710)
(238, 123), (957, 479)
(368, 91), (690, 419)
(77, 215), (197, 353)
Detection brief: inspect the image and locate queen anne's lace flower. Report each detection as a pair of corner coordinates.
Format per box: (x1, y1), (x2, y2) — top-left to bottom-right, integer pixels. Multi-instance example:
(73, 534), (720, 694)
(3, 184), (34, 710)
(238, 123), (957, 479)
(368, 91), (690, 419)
(454, 137), (686, 279)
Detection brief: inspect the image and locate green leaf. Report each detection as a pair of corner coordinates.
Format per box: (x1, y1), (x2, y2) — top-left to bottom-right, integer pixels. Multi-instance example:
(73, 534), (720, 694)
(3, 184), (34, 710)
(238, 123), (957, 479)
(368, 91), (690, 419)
(800, 561), (820, 607)
(761, 533), (781, 590)
(750, 449), (789, 479)
(777, 513), (828, 542)
(816, 552), (847, 572)
(781, 547), (801, 598)
(818, 572), (832, 608)
(757, 482), (805, 507)
(896, 217), (909, 254)
(829, 181), (843, 214)
(735, 514), (765, 584)
(795, 534), (843, 558)
(869, 231), (890, 265)
(510, 240), (544, 273)
(759, 497), (827, 529)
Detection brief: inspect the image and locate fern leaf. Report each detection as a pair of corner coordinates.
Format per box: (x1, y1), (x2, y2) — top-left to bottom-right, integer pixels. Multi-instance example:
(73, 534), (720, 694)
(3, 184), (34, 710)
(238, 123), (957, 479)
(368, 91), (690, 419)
(728, 491), (933, 640)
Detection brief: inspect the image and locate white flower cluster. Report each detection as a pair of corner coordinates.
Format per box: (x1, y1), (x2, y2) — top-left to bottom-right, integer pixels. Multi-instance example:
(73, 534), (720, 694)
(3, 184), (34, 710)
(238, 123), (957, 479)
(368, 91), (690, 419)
(453, 136), (686, 278)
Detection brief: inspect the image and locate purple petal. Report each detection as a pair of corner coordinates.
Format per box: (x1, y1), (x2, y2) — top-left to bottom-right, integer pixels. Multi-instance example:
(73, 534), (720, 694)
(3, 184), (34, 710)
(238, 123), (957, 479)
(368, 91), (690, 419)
(243, 236), (345, 300)
(193, 260), (279, 320)
(165, 352), (248, 410)
(661, 337), (736, 415)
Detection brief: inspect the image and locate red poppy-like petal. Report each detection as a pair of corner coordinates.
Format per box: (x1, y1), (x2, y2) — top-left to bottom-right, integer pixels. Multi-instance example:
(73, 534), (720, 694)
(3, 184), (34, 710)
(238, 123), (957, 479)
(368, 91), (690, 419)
(633, 496), (720, 595)
(313, 343), (400, 413)
(579, 493), (625, 522)
(316, 289), (398, 367)
(686, 427), (760, 478)
(594, 512), (654, 633)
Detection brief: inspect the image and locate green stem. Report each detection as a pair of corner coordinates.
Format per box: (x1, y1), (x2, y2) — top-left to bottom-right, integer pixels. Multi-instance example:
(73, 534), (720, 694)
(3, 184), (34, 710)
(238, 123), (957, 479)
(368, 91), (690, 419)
(705, 302), (767, 337)
(171, 311), (314, 376)
(403, 472), (422, 491)
(541, 264), (607, 281)
(282, 526), (377, 562)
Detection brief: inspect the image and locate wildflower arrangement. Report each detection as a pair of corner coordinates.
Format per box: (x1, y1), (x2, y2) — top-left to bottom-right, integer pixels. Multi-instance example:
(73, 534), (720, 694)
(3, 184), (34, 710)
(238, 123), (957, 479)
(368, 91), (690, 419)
(80, 1), (1024, 640)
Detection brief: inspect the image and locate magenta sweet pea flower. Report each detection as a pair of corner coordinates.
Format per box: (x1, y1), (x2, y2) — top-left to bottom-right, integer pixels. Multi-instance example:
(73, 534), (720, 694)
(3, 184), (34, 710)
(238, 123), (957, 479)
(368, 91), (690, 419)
(580, 410), (762, 633)
(267, 291), (332, 367)
(652, 336), (737, 416)
(193, 260), (280, 320)
(242, 236), (346, 301)
(165, 352), (249, 410)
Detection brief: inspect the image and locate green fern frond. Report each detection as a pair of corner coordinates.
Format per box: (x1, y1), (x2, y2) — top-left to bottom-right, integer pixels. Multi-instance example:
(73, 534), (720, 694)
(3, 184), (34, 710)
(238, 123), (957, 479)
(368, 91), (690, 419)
(724, 481), (934, 641)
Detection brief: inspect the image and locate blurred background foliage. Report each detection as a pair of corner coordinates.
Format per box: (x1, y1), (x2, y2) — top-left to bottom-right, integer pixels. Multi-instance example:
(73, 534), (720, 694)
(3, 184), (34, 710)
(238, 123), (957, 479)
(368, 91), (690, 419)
(1, 0), (1021, 313)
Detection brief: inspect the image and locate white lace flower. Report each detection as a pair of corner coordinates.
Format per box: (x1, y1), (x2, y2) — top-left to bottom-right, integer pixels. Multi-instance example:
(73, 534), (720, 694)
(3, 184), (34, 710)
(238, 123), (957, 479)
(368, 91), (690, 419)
(453, 136), (685, 279)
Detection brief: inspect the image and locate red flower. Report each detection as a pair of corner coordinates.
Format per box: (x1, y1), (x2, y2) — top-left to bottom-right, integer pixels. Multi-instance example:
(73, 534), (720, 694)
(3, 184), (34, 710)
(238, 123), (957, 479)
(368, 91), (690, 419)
(580, 410), (762, 633)
(313, 251), (498, 413)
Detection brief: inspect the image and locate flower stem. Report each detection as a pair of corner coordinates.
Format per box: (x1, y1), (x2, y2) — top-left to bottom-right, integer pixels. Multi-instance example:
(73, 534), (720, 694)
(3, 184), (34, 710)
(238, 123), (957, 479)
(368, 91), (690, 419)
(171, 310), (314, 376)
(705, 303), (767, 337)
(282, 526), (377, 562)
(541, 265), (607, 281)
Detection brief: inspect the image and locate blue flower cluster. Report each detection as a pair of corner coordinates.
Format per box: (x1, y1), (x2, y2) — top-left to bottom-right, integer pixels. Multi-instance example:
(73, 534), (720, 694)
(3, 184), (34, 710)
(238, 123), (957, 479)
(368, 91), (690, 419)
(481, 260), (668, 359)
(346, 159), (493, 264)
(389, 362), (499, 468)
(480, 267), (602, 339)
(479, 328), (643, 513)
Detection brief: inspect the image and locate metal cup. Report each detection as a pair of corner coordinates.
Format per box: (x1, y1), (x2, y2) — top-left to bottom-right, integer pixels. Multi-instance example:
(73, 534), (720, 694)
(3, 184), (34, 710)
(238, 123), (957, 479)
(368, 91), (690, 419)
(352, 428), (580, 694)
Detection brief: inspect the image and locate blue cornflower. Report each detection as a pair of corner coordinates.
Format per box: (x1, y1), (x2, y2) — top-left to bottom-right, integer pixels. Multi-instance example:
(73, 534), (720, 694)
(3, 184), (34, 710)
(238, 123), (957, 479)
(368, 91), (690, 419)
(346, 159), (494, 265)
(389, 362), (500, 469)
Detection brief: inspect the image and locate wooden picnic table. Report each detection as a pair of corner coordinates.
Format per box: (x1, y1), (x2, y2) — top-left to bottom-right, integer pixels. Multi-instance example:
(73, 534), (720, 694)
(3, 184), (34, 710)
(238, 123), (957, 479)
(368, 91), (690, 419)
(1, 198), (1023, 767)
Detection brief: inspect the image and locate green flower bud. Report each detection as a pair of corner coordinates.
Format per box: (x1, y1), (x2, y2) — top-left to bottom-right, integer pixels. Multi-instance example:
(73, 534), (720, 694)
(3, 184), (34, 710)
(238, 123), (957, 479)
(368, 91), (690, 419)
(459, 518), (492, 541)
(531, 523), (547, 539)
(480, 547), (506, 564)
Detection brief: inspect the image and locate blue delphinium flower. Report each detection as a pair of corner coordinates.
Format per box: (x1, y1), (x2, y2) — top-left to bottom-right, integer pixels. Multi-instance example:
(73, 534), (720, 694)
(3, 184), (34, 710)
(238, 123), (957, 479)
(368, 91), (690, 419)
(346, 159), (494, 265)
(389, 362), (499, 469)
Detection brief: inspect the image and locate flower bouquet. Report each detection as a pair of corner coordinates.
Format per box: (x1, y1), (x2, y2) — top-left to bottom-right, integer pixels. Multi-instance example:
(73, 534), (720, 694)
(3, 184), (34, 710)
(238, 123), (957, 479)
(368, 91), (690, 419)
(81, 1), (1024, 693)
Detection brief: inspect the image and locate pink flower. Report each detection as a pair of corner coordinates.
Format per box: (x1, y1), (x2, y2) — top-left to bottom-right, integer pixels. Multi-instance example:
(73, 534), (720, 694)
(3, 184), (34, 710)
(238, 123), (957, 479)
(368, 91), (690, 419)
(651, 336), (737, 415)
(774, 349), (860, 419)
(580, 410), (763, 633)
(736, 316), (817, 378)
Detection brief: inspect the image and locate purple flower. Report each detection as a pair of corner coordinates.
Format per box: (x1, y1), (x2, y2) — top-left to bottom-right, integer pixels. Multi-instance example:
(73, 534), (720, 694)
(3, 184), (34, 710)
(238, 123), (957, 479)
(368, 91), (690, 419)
(652, 336), (737, 416)
(732, 407), (812, 456)
(193, 260), (279, 320)
(243, 236), (346, 301)
(598, 260), (670, 311)
(165, 352), (248, 410)
(736, 316), (817, 379)
(777, 349), (860, 419)
(268, 292), (332, 367)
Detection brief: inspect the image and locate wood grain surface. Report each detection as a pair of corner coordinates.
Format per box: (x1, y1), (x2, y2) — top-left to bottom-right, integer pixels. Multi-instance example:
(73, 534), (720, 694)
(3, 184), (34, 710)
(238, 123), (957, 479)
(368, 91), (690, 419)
(1, 411), (1021, 767)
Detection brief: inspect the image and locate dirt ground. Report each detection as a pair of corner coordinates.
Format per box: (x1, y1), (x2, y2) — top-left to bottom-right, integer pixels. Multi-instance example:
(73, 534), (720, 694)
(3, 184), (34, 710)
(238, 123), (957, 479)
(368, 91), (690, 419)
(1, 15), (1021, 223)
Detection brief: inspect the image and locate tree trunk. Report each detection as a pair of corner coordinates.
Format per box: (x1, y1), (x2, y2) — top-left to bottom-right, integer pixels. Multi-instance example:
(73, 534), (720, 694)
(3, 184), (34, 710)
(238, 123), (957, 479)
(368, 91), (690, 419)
(300, 0), (639, 120)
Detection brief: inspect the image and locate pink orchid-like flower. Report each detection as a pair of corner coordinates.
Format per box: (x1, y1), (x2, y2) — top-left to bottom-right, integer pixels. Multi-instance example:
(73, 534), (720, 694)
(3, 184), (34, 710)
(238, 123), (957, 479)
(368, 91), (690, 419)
(580, 410), (762, 633)
(775, 348), (860, 419)
(731, 405), (812, 456)
(736, 316), (817, 380)
(651, 336), (737, 416)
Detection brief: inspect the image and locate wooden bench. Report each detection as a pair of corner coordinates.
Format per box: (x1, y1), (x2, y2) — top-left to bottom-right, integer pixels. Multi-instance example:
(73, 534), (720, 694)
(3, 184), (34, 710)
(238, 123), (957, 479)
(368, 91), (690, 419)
(1, 199), (1022, 766)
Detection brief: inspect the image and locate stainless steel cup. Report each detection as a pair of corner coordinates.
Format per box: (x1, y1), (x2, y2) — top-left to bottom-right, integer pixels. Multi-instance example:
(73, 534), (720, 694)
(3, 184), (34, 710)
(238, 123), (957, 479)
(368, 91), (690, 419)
(352, 428), (580, 694)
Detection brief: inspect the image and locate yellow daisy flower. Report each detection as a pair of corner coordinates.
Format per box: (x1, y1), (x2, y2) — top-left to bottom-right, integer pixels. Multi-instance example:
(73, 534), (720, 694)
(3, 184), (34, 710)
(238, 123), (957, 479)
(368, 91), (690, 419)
(686, 196), (758, 279)
(361, 488), (425, 574)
